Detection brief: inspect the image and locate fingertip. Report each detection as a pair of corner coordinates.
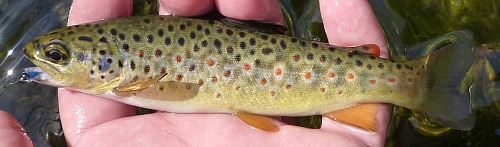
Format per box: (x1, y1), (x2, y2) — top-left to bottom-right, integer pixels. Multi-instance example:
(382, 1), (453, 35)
(216, 0), (283, 24)
(68, 0), (133, 26)
(0, 111), (33, 147)
(319, 0), (388, 58)
(158, 0), (214, 16)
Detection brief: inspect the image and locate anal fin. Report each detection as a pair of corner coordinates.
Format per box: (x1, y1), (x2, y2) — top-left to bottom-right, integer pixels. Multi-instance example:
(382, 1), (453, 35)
(235, 111), (279, 132)
(323, 104), (379, 132)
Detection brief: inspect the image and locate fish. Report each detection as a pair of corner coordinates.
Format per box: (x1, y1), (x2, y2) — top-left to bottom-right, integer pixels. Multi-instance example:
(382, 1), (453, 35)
(23, 15), (475, 132)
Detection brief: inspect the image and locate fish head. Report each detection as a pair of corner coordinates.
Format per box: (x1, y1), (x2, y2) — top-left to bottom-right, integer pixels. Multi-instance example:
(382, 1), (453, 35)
(24, 29), (119, 93)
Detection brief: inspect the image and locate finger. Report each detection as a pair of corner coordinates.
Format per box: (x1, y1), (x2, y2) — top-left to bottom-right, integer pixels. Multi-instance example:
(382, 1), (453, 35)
(68, 0), (133, 26)
(73, 113), (365, 146)
(58, 89), (137, 145)
(158, 0), (215, 16)
(215, 0), (283, 24)
(0, 111), (33, 147)
(319, 0), (388, 58)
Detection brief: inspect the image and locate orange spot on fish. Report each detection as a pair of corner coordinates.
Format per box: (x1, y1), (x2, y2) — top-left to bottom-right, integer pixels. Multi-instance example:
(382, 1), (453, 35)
(270, 91), (276, 96)
(198, 79), (204, 85)
(243, 64), (251, 71)
(175, 56), (182, 62)
(328, 71), (335, 78)
(387, 78), (397, 83)
(304, 72), (311, 79)
(285, 84), (292, 89)
(235, 85), (240, 90)
(275, 68), (282, 76)
(260, 78), (267, 85)
(211, 76), (218, 82)
(346, 73), (355, 79)
(206, 59), (215, 67)
(338, 90), (343, 94)
(320, 87), (326, 92)
(369, 80), (376, 84)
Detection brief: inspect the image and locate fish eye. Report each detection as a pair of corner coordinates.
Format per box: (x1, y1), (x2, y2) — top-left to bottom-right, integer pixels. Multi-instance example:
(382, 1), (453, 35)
(44, 40), (69, 63)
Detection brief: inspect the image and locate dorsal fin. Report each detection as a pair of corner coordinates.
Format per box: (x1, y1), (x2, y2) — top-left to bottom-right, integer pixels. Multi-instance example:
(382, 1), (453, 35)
(218, 18), (287, 35)
(323, 104), (379, 132)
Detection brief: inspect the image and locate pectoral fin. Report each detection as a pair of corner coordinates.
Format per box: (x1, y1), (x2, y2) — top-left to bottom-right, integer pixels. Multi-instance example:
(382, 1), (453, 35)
(323, 104), (379, 132)
(112, 74), (167, 97)
(235, 111), (279, 132)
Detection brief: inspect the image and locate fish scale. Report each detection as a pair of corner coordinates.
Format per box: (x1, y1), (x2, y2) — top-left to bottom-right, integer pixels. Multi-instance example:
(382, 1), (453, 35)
(24, 15), (475, 131)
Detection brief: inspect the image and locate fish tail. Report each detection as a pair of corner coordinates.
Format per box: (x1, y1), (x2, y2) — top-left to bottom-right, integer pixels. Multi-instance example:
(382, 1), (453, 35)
(412, 44), (475, 130)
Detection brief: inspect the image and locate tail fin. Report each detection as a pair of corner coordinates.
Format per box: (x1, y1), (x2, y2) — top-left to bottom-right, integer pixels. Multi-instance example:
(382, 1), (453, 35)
(413, 43), (475, 130)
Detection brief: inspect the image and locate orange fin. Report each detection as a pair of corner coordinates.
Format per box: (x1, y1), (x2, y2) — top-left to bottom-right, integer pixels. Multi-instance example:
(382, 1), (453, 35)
(235, 111), (279, 132)
(356, 44), (381, 57)
(323, 104), (379, 132)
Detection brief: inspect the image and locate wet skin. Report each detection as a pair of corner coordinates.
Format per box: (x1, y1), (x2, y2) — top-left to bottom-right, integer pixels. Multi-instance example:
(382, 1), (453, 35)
(0, 0), (390, 146)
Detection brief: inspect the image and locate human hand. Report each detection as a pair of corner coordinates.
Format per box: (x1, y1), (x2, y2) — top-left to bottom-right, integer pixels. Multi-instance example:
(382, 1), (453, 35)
(1, 0), (390, 146)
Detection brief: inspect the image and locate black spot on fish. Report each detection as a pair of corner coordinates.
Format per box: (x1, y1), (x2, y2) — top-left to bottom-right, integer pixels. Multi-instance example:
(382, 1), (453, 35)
(160, 67), (167, 74)
(202, 40), (208, 47)
(165, 37), (171, 45)
(238, 32), (246, 37)
(262, 48), (273, 55)
(270, 38), (277, 44)
(143, 18), (150, 23)
(215, 27), (223, 34)
(370, 56), (376, 60)
(249, 38), (256, 46)
(196, 25), (203, 31)
(155, 49), (162, 57)
(179, 24), (186, 30)
(99, 50), (106, 55)
(208, 20), (215, 25)
(226, 29), (233, 36)
(168, 25), (174, 31)
(193, 44), (200, 52)
(260, 35), (268, 40)
(293, 55), (300, 62)
(300, 41), (306, 47)
(347, 51), (357, 58)
(133, 34), (141, 42)
(109, 70), (114, 74)
(78, 36), (93, 42)
(147, 35), (154, 43)
(307, 53), (314, 60)
(335, 58), (342, 65)
(224, 70), (231, 77)
(190, 32), (196, 39)
(97, 29), (103, 34)
(144, 65), (150, 74)
(90, 70), (94, 74)
(214, 39), (221, 49)
(107, 58), (112, 64)
(280, 40), (287, 49)
(118, 33), (125, 40)
(226, 46), (234, 54)
(99, 37), (107, 43)
(101, 76), (105, 79)
(110, 29), (117, 36)
(291, 38), (298, 43)
(254, 59), (261, 66)
(118, 60), (123, 68)
(312, 43), (319, 48)
(250, 49), (255, 55)
(92, 48), (97, 54)
(188, 64), (195, 71)
(378, 63), (384, 69)
(405, 65), (413, 70)
(204, 28), (211, 35)
(157, 29), (164, 37)
(320, 55), (326, 62)
(239, 42), (246, 49)
(328, 47), (336, 52)
(355, 60), (363, 67)
(367, 64), (373, 70)
(130, 60), (136, 71)
(396, 64), (402, 69)
(235, 54), (241, 61)
(68, 31), (74, 35)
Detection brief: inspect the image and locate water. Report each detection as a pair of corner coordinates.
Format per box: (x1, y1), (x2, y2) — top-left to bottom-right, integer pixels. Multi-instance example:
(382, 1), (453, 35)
(0, 0), (499, 146)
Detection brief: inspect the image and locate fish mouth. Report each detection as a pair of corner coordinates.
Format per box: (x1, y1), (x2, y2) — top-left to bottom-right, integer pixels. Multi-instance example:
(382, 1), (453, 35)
(22, 67), (64, 87)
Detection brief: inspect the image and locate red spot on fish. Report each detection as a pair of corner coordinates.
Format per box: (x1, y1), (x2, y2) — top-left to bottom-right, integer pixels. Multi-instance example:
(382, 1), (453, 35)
(138, 50), (144, 58)
(260, 78), (267, 85)
(206, 59), (215, 67)
(243, 64), (251, 71)
(304, 72), (311, 79)
(387, 78), (397, 83)
(369, 80), (376, 84)
(285, 84), (292, 89)
(328, 71), (335, 79)
(346, 73), (355, 79)
(275, 68), (282, 76)
(175, 56), (182, 62)
(235, 85), (240, 91)
(320, 88), (326, 92)
(338, 90), (343, 94)
(270, 91), (276, 96)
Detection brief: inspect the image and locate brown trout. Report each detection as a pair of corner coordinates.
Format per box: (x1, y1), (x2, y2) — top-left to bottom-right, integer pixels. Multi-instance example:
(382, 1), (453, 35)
(23, 15), (474, 132)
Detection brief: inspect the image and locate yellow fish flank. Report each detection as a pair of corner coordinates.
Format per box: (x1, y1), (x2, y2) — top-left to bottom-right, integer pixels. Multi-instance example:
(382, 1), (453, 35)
(24, 15), (474, 132)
